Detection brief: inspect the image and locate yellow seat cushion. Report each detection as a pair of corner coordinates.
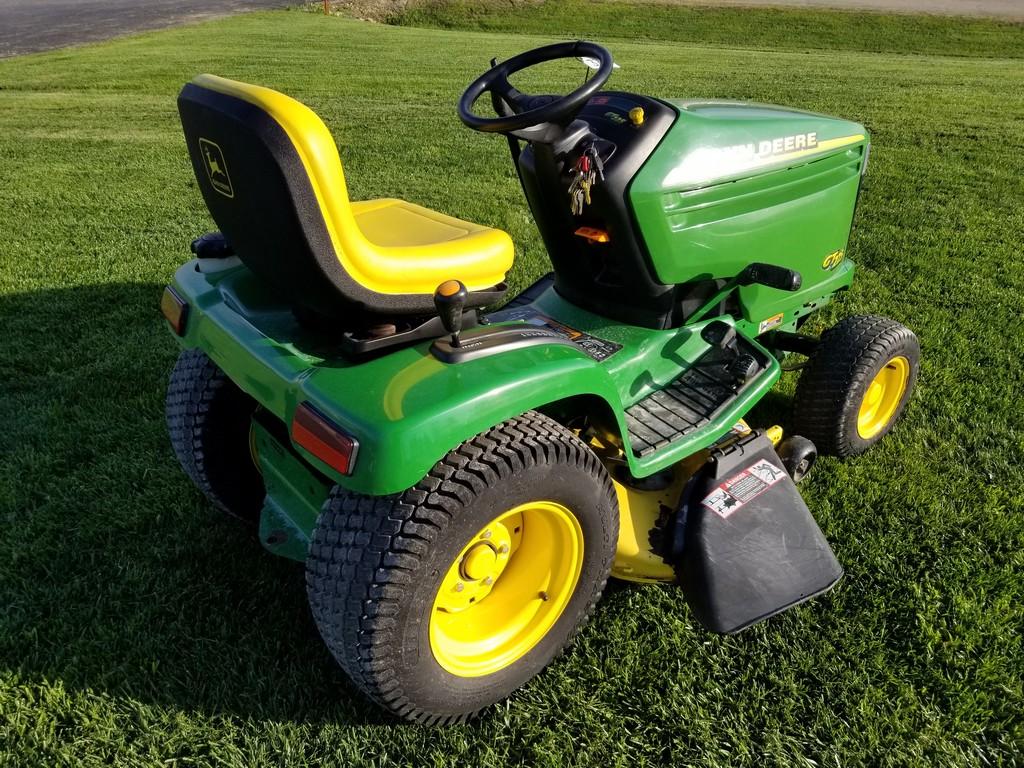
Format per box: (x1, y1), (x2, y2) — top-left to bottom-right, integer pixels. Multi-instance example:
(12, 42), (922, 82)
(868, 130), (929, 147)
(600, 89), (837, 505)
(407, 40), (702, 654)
(191, 75), (513, 295)
(350, 199), (513, 282)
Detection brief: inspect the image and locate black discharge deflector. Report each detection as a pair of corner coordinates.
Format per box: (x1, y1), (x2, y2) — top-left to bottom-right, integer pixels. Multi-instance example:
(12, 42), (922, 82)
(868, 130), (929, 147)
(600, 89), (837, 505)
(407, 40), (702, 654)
(679, 433), (843, 634)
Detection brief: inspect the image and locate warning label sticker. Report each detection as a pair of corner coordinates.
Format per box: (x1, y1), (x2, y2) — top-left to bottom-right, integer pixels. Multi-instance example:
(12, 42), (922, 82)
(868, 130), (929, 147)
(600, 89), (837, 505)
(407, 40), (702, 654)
(758, 312), (785, 335)
(494, 307), (623, 361)
(701, 459), (788, 519)
(526, 315), (622, 361)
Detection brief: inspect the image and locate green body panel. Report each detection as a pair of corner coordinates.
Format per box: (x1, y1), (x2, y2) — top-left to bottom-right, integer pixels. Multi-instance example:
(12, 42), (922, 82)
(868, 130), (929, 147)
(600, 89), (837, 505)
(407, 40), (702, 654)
(252, 420), (332, 561)
(171, 261), (781, 498)
(632, 100), (866, 324)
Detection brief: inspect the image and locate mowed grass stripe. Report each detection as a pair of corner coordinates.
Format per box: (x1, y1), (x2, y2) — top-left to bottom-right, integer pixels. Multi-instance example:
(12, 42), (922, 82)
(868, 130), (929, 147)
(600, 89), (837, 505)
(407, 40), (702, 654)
(0, 10), (1022, 767)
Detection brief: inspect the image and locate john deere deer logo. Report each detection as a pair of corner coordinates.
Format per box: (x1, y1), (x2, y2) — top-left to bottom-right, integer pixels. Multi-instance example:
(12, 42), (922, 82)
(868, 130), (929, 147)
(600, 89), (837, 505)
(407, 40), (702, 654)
(198, 138), (233, 198)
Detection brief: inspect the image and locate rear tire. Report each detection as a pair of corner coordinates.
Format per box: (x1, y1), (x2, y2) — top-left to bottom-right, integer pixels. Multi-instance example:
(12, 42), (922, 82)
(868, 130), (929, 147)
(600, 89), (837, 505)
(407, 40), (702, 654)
(305, 411), (618, 724)
(166, 349), (265, 522)
(791, 315), (919, 457)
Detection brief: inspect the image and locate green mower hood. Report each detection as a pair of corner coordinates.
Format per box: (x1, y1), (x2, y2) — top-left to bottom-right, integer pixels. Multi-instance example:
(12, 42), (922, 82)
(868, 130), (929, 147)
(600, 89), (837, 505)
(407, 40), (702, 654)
(630, 99), (867, 306)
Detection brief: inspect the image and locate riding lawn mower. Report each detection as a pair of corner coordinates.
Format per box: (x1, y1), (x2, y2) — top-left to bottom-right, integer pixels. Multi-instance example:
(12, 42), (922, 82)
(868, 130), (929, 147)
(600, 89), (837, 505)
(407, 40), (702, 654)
(161, 41), (920, 724)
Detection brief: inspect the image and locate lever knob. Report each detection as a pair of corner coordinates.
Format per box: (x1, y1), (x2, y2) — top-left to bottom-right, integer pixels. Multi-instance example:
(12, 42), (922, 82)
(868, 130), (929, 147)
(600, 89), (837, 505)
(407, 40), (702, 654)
(434, 280), (468, 347)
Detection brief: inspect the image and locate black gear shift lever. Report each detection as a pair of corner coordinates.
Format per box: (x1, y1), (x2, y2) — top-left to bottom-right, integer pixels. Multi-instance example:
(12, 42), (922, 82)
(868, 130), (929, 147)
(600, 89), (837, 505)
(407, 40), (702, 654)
(434, 280), (468, 347)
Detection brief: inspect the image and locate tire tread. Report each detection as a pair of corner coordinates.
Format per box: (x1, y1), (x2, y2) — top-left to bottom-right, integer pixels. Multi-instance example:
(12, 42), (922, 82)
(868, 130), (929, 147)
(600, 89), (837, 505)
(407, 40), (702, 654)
(305, 410), (616, 725)
(165, 348), (264, 519)
(791, 314), (919, 457)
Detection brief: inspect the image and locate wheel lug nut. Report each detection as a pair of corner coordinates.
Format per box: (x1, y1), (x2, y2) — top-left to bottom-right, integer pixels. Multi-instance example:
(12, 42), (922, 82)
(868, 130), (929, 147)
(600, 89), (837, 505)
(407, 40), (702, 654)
(484, 576), (494, 586)
(455, 582), (464, 592)
(540, 591), (549, 601)
(498, 544), (509, 554)
(482, 529), (492, 539)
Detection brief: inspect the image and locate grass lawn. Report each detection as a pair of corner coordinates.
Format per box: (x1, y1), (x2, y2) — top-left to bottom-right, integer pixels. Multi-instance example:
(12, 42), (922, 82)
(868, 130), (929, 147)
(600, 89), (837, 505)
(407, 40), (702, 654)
(385, 0), (1024, 58)
(1, 4), (1022, 765)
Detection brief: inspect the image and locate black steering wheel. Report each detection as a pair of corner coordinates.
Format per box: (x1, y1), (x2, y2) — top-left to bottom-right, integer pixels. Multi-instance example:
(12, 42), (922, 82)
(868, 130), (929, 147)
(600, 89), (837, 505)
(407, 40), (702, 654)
(458, 41), (614, 139)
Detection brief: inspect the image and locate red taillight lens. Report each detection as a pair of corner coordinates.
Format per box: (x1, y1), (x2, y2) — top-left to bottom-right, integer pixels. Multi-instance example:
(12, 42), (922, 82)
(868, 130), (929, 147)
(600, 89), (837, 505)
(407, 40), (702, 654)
(291, 403), (359, 476)
(161, 285), (189, 336)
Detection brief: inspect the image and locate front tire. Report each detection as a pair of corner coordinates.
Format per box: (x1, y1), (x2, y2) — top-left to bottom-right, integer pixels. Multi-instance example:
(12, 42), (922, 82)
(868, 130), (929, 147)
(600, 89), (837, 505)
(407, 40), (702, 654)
(791, 315), (919, 457)
(305, 411), (618, 724)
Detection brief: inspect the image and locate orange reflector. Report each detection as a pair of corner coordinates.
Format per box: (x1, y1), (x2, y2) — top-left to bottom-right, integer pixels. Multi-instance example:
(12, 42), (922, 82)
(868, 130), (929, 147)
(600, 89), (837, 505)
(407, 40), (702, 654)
(292, 403), (359, 476)
(574, 227), (610, 243)
(161, 285), (189, 336)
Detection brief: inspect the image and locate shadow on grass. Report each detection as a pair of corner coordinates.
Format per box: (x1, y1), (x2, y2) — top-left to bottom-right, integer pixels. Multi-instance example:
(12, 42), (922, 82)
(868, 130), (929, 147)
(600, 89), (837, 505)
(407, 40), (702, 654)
(744, 388), (793, 433)
(0, 282), (390, 726)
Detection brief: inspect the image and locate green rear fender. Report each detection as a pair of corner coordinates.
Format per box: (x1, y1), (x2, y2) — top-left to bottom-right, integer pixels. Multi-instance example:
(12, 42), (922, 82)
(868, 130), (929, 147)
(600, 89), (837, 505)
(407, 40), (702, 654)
(296, 341), (621, 495)
(172, 263), (623, 496)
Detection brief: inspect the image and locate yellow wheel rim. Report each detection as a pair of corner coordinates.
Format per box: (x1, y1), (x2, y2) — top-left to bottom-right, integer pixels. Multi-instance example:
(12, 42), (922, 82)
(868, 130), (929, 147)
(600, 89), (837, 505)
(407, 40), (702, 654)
(857, 356), (910, 439)
(429, 501), (583, 678)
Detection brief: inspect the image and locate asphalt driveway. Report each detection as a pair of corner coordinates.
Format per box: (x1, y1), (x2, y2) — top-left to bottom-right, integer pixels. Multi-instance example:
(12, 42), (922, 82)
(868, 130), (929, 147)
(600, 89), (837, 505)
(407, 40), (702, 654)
(0, 0), (290, 57)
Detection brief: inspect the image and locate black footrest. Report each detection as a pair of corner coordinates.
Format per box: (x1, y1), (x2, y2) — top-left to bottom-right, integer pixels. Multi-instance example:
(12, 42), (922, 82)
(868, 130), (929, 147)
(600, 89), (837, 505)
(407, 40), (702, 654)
(626, 331), (768, 457)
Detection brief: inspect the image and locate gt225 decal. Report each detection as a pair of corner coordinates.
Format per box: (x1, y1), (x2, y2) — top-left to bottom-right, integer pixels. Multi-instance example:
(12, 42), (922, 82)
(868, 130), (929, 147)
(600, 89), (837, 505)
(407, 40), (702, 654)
(822, 250), (844, 270)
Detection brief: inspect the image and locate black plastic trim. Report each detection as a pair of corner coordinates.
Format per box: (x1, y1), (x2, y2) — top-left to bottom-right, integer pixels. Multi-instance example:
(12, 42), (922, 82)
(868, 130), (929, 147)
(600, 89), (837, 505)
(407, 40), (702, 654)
(517, 93), (682, 329)
(340, 311), (480, 356)
(431, 325), (576, 363)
